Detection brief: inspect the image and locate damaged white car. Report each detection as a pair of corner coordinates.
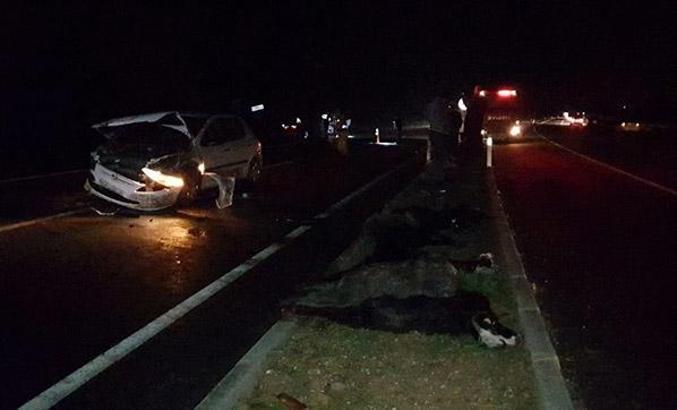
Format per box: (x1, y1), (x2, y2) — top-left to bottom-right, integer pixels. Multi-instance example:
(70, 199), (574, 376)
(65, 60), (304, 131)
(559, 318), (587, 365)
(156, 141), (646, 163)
(85, 112), (262, 211)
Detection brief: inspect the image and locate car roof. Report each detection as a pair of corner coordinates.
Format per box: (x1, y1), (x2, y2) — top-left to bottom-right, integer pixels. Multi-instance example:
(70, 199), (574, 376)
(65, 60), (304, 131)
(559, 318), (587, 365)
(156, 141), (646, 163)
(92, 111), (243, 136)
(92, 111), (179, 128)
(93, 111), (239, 127)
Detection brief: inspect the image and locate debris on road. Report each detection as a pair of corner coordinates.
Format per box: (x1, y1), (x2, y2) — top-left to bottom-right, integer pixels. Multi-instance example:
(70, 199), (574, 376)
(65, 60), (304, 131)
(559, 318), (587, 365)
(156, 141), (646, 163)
(276, 392), (308, 409)
(90, 206), (119, 216)
(204, 172), (235, 209)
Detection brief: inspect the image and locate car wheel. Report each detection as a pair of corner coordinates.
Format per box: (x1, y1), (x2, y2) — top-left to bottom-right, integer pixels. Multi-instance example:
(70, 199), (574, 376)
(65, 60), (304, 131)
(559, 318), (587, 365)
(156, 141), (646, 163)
(178, 169), (201, 206)
(245, 156), (262, 183)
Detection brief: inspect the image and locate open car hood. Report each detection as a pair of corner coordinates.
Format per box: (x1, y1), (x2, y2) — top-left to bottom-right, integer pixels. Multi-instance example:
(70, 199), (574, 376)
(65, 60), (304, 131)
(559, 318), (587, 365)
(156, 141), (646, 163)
(92, 111), (192, 138)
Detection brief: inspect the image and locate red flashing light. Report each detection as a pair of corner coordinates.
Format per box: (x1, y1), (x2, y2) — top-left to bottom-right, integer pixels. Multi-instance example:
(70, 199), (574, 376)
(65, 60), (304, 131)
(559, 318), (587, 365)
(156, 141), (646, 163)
(497, 89), (517, 97)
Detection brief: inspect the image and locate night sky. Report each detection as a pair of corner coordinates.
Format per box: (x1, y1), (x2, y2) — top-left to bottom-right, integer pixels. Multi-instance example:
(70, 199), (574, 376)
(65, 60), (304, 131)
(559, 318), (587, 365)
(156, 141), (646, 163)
(1, 1), (676, 169)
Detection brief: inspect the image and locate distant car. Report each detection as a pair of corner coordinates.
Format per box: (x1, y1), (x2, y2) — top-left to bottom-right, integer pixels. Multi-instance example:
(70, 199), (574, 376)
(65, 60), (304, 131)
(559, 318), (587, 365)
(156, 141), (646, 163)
(537, 112), (588, 127)
(280, 117), (309, 140)
(617, 121), (643, 132)
(537, 117), (571, 126)
(563, 111), (589, 127)
(85, 112), (262, 211)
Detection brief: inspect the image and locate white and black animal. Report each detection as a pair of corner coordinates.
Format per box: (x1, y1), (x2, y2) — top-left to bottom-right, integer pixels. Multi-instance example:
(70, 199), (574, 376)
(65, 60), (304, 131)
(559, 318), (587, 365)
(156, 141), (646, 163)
(284, 292), (519, 348)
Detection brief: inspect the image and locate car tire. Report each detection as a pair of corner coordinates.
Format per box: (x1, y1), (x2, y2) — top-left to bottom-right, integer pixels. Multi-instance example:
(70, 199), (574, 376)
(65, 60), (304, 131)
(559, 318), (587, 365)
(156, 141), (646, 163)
(178, 168), (201, 206)
(245, 156), (262, 184)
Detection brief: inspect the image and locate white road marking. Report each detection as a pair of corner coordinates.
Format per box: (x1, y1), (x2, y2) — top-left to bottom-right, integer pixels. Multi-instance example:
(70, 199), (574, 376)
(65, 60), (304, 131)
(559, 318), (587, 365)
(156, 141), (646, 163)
(0, 169), (87, 185)
(0, 209), (88, 234)
(285, 225), (311, 239)
(539, 133), (677, 198)
(19, 156), (415, 410)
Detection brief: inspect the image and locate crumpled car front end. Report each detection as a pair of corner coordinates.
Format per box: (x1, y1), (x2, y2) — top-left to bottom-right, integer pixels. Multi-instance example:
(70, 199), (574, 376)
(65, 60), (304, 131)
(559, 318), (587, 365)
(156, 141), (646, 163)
(84, 112), (196, 211)
(85, 162), (183, 211)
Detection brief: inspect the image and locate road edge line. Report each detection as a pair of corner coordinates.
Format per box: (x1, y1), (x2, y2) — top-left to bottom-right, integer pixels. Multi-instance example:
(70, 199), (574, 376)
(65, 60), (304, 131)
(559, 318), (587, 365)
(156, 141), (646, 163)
(486, 170), (574, 410)
(194, 321), (297, 410)
(195, 158), (420, 409)
(536, 128), (677, 197)
(0, 169), (87, 184)
(19, 157), (415, 410)
(0, 209), (88, 234)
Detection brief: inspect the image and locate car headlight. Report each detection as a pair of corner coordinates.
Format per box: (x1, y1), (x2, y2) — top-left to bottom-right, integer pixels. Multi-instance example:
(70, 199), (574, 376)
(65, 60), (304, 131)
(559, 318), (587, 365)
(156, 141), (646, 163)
(509, 125), (522, 137)
(141, 167), (184, 188)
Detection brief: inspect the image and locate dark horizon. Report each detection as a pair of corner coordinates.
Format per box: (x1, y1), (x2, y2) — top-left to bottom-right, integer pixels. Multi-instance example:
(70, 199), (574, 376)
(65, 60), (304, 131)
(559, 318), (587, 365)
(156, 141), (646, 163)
(1, 1), (676, 176)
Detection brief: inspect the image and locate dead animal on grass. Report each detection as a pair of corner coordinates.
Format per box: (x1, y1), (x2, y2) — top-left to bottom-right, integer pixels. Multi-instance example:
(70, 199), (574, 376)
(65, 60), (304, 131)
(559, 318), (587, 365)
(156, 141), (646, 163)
(285, 292), (520, 348)
(295, 256), (458, 308)
(449, 253), (494, 273)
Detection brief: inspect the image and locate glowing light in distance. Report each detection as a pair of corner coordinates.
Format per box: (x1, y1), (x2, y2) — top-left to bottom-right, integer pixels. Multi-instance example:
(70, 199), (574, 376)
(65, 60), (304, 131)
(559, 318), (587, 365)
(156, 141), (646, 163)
(509, 125), (522, 136)
(479, 90), (487, 97)
(497, 89), (517, 97)
(250, 104), (264, 112)
(198, 162), (205, 175)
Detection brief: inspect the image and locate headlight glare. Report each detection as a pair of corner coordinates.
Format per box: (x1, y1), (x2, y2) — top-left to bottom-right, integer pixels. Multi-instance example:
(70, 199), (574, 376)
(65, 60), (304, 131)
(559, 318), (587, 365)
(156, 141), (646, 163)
(509, 125), (522, 137)
(142, 167), (184, 188)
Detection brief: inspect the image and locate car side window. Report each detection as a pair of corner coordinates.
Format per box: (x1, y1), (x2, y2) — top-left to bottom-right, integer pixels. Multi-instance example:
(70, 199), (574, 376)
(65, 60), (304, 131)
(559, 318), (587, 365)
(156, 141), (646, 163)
(220, 117), (245, 142)
(201, 117), (245, 146)
(201, 120), (226, 146)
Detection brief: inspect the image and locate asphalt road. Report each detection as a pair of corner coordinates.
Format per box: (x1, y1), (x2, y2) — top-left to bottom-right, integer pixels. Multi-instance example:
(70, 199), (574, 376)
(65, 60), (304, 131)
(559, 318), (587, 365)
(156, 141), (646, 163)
(494, 127), (677, 409)
(0, 139), (425, 409)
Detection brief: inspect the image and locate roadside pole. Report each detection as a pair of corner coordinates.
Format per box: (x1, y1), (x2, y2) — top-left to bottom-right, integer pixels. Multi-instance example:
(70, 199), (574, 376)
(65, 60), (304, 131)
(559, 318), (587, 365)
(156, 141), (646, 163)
(486, 137), (493, 168)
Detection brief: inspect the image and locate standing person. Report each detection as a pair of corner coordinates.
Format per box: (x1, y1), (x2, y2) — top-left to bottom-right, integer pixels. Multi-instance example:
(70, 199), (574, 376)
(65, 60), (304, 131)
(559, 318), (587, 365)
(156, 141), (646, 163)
(320, 113), (329, 140)
(426, 97), (454, 179)
(393, 116), (403, 142)
(449, 109), (462, 146)
(462, 94), (486, 154)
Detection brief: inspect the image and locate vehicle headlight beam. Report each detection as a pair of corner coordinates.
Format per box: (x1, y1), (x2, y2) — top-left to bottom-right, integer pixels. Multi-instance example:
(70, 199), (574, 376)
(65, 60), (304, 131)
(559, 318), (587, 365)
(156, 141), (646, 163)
(142, 167), (185, 188)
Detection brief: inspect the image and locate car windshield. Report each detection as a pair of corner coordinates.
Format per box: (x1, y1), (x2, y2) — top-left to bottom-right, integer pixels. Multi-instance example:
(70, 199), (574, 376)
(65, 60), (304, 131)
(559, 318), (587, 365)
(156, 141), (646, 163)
(97, 123), (190, 149)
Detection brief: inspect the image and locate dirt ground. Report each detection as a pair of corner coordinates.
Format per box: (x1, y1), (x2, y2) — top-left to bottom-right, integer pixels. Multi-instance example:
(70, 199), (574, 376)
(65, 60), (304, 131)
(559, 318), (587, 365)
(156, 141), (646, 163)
(241, 268), (537, 410)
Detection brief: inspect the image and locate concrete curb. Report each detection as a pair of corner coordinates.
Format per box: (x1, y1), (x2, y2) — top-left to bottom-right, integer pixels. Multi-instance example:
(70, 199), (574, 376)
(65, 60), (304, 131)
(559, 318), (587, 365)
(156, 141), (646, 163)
(486, 170), (574, 410)
(197, 154), (572, 409)
(195, 320), (297, 410)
